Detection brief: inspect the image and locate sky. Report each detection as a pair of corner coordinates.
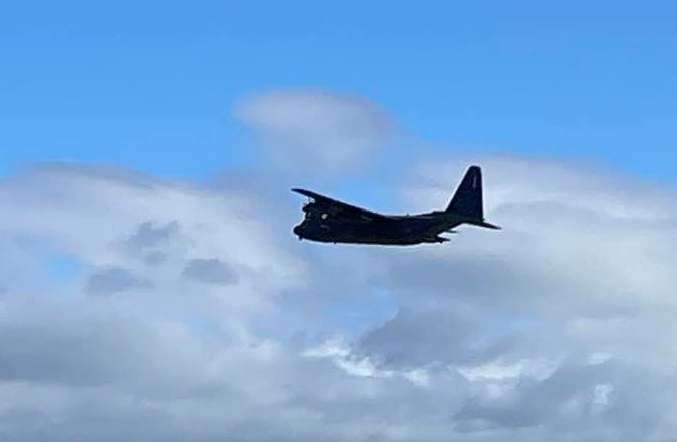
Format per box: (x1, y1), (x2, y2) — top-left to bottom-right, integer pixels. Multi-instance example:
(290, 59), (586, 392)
(2, 3), (677, 442)
(2, 2), (677, 179)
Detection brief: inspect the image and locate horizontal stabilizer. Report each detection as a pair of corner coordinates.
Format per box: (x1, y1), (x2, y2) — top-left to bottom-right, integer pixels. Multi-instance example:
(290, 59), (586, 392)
(466, 220), (501, 230)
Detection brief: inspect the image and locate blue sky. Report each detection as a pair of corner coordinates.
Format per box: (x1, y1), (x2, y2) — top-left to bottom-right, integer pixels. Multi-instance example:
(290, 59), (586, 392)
(2, 1), (677, 180)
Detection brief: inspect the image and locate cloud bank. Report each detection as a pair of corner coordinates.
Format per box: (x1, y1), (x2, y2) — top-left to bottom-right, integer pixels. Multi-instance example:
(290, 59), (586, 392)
(1, 90), (676, 441)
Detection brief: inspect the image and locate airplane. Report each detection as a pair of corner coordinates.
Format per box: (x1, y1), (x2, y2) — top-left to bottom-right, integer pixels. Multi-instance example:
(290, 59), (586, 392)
(292, 165), (500, 246)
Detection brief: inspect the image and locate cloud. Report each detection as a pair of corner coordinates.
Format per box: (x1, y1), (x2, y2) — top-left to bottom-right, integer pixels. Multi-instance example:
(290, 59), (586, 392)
(85, 267), (152, 295)
(122, 221), (181, 265)
(182, 258), (238, 285)
(0, 135), (677, 439)
(235, 89), (392, 173)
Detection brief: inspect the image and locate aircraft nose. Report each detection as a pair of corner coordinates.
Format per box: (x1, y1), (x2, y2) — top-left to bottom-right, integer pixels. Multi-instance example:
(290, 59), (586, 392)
(293, 225), (303, 236)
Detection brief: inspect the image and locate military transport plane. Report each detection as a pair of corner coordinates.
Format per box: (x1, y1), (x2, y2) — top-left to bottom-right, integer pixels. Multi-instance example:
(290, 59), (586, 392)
(292, 165), (500, 246)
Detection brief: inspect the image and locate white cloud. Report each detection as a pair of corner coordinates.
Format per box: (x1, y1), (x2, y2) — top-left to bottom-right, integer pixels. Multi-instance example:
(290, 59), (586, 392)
(457, 358), (559, 382)
(235, 89), (392, 173)
(1, 124), (677, 439)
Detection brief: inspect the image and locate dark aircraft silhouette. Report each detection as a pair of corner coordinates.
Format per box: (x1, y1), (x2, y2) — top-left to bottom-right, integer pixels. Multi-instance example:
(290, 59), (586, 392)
(292, 165), (500, 246)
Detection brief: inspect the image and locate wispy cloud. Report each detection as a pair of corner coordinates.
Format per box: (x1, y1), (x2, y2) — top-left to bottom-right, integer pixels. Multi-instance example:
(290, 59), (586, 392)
(235, 89), (393, 174)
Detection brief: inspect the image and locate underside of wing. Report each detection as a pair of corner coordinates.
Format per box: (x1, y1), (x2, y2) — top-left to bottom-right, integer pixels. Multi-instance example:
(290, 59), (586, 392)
(291, 188), (388, 221)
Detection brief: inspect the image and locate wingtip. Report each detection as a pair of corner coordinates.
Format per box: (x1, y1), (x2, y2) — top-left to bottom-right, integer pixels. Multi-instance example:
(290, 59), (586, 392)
(291, 188), (316, 199)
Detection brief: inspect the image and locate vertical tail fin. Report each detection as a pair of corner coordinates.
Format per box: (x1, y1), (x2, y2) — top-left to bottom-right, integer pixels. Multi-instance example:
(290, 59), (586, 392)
(446, 166), (484, 219)
(446, 165), (501, 230)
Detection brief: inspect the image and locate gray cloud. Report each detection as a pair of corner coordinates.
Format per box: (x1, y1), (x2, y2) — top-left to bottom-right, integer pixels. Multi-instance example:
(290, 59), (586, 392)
(126, 220), (179, 250)
(122, 221), (181, 265)
(358, 307), (477, 368)
(85, 267), (152, 295)
(182, 258), (238, 286)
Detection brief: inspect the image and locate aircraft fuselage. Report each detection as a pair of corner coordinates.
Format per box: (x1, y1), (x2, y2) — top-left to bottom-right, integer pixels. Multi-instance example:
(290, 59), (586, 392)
(293, 208), (462, 245)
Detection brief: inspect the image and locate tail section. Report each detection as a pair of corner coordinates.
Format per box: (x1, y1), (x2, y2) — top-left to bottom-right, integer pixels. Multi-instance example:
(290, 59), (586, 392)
(446, 166), (500, 230)
(447, 166), (484, 219)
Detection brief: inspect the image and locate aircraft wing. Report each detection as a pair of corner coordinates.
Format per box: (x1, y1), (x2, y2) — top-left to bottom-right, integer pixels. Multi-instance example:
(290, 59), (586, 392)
(291, 188), (388, 221)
